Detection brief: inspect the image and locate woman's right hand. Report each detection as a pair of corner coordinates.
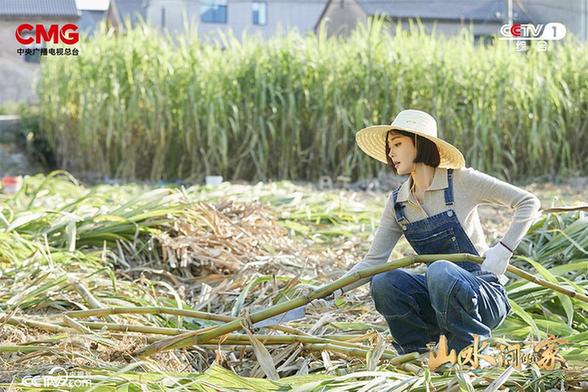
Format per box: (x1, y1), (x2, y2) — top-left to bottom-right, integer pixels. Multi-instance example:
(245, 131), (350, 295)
(293, 284), (345, 308)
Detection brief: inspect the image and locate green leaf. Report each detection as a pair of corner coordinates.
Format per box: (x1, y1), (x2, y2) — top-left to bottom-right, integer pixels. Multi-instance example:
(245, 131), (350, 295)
(520, 256), (574, 327)
(6, 212), (45, 232)
(508, 299), (542, 338)
(455, 369), (475, 392)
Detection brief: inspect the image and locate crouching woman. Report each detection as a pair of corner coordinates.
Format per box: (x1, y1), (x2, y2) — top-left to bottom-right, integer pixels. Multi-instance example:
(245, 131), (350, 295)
(336, 109), (541, 355)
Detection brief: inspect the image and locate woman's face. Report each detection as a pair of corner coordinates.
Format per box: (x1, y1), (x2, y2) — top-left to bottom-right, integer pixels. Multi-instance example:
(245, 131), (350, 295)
(387, 131), (417, 175)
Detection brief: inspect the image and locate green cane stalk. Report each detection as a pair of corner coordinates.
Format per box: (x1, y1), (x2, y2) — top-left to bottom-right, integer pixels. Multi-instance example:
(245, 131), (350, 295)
(133, 253), (588, 358)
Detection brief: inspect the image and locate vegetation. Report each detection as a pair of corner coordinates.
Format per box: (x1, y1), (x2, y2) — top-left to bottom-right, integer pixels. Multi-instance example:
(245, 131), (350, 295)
(0, 172), (586, 390)
(34, 18), (588, 182)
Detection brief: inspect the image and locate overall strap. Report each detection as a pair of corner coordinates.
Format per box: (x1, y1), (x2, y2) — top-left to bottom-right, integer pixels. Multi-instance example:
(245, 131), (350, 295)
(444, 168), (455, 207)
(392, 188), (410, 225)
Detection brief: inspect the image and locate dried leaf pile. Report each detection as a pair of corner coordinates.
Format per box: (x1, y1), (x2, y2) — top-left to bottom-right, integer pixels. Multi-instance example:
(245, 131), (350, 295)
(157, 199), (296, 279)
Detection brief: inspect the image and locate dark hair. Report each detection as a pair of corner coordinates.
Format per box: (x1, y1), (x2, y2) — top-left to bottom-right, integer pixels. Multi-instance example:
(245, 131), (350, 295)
(385, 129), (441, 175)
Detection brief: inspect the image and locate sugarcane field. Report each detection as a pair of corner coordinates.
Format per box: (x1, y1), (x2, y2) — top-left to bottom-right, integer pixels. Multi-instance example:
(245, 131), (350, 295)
(0, 2), (587, 391)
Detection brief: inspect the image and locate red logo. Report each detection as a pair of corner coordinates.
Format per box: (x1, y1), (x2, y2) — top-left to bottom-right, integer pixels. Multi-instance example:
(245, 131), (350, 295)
(15, 23), (79, 45)
(510, 24), (521, 37)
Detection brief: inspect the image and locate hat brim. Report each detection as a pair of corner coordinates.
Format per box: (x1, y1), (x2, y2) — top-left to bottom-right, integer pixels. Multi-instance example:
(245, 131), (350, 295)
(355, 125), (465, 169)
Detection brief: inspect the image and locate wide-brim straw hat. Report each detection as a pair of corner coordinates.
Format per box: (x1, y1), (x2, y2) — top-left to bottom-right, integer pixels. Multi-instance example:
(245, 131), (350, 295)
(355, 109), (465, 169)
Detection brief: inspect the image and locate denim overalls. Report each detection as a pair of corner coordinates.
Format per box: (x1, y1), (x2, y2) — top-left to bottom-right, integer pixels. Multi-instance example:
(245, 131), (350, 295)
(370, 168), (511, 355)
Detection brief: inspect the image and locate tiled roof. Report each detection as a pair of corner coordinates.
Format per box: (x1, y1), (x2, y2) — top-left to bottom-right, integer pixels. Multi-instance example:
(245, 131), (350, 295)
(357, 0), (532, 23)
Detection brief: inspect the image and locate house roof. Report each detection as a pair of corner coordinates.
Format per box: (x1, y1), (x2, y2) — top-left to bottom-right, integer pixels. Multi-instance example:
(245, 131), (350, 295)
(356, 0), (532, 23)
(77, 9), (108, 34)
(111, 0), (147, 26)
(0, 0), (80, 18)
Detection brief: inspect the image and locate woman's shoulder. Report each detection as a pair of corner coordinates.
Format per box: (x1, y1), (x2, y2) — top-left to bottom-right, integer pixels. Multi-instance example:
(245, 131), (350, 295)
(453, 166), (483, 176)
(452, 166), (494, 184)
(451, 167), (507, 197)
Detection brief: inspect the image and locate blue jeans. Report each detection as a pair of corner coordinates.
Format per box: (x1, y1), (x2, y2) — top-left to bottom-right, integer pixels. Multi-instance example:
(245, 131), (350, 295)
(370, 260), (511, 355)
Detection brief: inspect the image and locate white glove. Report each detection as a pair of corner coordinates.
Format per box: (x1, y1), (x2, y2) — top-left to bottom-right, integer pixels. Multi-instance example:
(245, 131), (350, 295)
(293, 285), (344, 309)
(481, 242), (513, 277)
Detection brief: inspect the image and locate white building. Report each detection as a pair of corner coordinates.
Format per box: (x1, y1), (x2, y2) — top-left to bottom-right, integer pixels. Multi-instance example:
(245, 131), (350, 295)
(112, 0), (328, 44)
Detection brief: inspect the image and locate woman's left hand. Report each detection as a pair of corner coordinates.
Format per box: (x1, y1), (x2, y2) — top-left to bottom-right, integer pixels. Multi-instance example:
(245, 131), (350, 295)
(481, 242), (513, 275)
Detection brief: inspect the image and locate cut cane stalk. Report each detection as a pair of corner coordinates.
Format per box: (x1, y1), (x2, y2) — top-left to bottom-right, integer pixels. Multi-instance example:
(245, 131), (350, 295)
(133, 253), (588, 358)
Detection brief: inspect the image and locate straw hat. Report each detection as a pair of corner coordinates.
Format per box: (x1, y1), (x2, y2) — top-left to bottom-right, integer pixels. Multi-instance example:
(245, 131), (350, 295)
(355, 109), (465, 169)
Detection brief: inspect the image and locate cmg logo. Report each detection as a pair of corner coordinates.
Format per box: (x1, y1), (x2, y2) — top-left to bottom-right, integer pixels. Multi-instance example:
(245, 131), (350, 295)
(15, 23), (79, 45)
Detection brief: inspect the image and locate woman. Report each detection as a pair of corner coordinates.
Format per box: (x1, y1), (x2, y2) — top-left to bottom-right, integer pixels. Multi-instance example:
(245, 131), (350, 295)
(335, 109), (541, 355)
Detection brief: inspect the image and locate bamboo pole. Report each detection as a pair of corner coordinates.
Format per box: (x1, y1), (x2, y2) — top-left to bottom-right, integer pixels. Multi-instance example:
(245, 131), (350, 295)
(542, 205), (588, 213)
(0, 345), (47, 353)
(107, 332), (370, 345)
(67, 275), (118, 324)
(72, 321), (187, 336)
(297, 344), (419, 364)
(210, 335), (400, 357)
(63, 306), (306, 336)
(133, 253), (588, 358)
(132, 254), (456, 358)
(0, 313), (74, 333)
(201, 343), (420, 364)
(62, 315), (94, 334)
(64, 306), (236, 321)
(65, 320), (402, 357)
(106, 331), (365, 341)
(507, 263), (588, 301)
